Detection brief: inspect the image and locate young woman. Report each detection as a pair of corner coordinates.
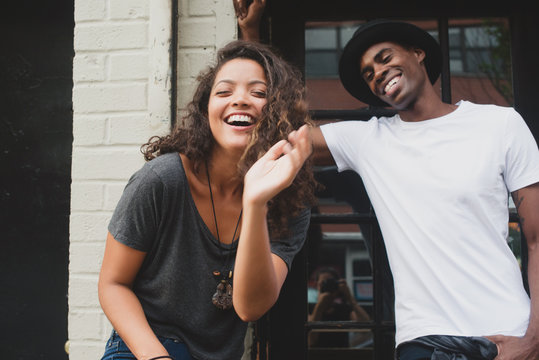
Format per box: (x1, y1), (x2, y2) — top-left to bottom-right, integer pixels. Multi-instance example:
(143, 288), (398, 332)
(98, 40), (316, 360)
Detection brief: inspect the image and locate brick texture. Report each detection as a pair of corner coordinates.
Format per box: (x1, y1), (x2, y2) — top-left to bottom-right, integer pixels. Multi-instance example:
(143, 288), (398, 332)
(69, 0), (237, 358)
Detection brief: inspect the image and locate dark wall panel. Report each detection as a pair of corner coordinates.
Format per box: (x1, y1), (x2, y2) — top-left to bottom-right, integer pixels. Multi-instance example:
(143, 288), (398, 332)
(1, 1), (74, 359)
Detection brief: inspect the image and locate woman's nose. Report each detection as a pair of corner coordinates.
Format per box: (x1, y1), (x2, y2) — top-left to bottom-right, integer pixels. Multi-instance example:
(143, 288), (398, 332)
(232, 90), (250, 107)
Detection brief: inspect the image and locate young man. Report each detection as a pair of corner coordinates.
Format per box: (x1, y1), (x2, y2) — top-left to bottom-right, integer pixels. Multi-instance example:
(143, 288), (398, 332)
(311, 19), (539, 360)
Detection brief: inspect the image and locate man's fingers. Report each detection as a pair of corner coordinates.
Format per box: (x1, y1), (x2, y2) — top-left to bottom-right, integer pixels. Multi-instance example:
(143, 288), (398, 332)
(233, 0), (247, 18)
(232, 0), (240, 15)
(484, 335), (502, 356)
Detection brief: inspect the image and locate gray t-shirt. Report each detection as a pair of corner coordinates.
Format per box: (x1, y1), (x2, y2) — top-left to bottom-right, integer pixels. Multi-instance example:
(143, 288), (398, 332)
(108, 152), (310, 360)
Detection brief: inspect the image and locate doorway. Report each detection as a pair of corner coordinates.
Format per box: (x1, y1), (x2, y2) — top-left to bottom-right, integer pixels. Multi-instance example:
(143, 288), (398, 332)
(0, 1), (73, 358)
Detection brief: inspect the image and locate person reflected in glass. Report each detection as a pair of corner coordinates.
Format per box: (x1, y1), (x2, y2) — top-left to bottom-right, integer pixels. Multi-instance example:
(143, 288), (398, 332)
(308, 267), (370, 348)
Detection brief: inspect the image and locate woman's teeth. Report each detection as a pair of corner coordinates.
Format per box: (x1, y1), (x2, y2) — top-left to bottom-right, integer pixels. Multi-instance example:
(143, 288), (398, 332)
(226, 114), (253, 126)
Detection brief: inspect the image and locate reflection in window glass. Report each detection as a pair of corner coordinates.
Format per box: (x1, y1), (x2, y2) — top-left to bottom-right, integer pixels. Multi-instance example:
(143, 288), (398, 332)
(307, 239), (373, 318)
(448, 18), (512, 106)
(308, 329), (374, 350)
(508, 221), (522, 267)
(465, 26), (498, 47)
(508, 196), (522, 267)
(339, 25), (358, 48)
(305, 52), (338, 78)
(305, 27), (338, 49)
(353, 258), (372, 277)
(448, 27), (461, 46)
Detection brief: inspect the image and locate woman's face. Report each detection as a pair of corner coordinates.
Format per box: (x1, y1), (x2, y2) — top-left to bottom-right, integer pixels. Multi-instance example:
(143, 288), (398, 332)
(208, 58), (268, 155)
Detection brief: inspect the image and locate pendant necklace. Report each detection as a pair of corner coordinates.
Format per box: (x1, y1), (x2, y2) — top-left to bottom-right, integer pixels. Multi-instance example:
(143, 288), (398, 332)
(205, 162), (242, 310)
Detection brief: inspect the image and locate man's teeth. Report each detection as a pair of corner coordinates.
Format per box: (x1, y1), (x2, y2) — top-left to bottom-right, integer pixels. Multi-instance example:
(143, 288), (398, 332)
(226, 114), (253, 125)
(384, 77), (400, 94)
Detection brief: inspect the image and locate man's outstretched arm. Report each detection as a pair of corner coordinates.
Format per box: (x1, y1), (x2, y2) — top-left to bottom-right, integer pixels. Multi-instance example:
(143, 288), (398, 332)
(488, 183), (539, 359)
(310, 126), (336, 166)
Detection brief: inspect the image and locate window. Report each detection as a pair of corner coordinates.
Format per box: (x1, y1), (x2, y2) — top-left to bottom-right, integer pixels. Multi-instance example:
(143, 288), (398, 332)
(305, 19), (513, 109)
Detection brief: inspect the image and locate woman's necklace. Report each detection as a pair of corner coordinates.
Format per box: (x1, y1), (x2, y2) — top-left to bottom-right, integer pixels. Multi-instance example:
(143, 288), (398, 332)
(205, 163), (242, 310)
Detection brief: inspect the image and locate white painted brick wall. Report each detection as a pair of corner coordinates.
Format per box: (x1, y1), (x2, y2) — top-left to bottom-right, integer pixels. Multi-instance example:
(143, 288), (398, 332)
(175, 0), (237, 120)
(110, 54), (149, 80)
(69, 0), (237, 358)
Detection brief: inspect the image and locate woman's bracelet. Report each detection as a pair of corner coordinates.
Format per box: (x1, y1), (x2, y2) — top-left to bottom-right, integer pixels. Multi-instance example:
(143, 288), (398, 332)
(148, 356), (174, 360)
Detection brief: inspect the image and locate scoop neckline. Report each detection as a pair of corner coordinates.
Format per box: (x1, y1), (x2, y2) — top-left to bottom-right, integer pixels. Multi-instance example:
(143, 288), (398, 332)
(177, 153), (239, 250)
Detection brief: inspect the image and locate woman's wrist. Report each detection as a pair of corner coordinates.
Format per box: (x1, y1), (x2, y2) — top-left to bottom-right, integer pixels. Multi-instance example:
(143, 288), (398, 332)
(242, 195), (269, 214)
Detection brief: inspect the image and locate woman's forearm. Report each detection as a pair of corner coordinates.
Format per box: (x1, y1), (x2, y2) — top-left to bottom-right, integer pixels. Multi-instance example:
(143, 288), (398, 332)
(232, 202), (286, 321)
(98, 281), (169, 360)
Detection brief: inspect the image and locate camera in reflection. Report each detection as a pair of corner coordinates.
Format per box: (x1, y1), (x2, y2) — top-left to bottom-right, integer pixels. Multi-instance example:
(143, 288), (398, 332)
(319, 277), (339, 293)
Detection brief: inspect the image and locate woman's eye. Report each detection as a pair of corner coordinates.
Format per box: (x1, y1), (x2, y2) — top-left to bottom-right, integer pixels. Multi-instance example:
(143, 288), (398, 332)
(215, 90), (231, 96)
(382, 56), (391, 63)
(252, 90), (266, 98)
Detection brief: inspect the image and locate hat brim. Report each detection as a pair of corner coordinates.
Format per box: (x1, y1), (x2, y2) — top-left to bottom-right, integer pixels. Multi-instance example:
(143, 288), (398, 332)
(339, 20), (442, 107)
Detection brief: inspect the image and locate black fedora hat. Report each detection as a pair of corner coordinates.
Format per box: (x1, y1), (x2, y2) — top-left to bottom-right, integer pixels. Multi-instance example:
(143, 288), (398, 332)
(339, 19), (442, 107)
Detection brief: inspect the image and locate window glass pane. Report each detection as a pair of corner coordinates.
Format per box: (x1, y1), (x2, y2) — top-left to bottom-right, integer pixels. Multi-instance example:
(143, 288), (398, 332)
(508, 198), (523, 264)
(465, 26), (497, 47)
(465, 49), (491, 73)
(305, 27), (337, 49)
(448, 18), (513, 106)
(305, 52), (339, 78)
(308, 329), (374, 354)
(305, 21), (366, 110)
(307, 229), (374, 315)
(308, 170), (375, 323)
(448, 27), (461, 46)
(508, 221), (522, 265)
(340, 25), (358, 47)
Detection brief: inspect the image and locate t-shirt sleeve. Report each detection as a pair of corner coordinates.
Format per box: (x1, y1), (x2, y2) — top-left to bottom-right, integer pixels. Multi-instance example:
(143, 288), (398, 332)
(108, 164), (165, 252)
(503, 109), (539, 192)
(320, 120), (372, 173)
(270, 207), (311, 270)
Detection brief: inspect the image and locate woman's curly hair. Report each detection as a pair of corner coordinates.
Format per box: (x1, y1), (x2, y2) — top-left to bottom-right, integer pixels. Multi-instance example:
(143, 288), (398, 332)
(141, 40), (317, 237)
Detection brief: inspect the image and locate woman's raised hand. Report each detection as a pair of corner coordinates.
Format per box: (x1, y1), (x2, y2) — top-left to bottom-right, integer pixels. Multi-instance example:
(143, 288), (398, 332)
(243, 124), (312, 207)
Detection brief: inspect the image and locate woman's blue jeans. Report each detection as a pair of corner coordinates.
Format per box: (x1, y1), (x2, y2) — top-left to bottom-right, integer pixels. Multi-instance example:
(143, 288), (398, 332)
(101, 330), (193, 360)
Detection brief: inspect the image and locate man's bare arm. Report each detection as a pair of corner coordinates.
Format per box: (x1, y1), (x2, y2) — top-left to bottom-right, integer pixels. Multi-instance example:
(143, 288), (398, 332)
(487, 183), (539, 359)
(310, 126), (336, 166)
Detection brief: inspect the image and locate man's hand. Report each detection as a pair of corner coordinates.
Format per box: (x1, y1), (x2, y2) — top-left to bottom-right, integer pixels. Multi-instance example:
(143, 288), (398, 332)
(233, 0), (266, 41)
(487, 333), (539, 359)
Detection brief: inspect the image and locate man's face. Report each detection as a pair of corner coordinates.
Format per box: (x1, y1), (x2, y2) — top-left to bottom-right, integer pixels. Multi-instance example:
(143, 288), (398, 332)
(359, 41), (428, 110)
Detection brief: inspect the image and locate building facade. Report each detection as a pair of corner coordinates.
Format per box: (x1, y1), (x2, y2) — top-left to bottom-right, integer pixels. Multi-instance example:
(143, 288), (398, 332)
(2, 0), (537, 359)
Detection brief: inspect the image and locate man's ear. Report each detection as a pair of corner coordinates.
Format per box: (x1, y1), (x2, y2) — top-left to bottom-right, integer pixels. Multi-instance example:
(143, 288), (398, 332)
(414, 47), (426, 65)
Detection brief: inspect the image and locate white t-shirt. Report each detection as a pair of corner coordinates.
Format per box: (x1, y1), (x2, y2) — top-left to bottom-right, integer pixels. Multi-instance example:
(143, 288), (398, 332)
(321, 100), (539, 346)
